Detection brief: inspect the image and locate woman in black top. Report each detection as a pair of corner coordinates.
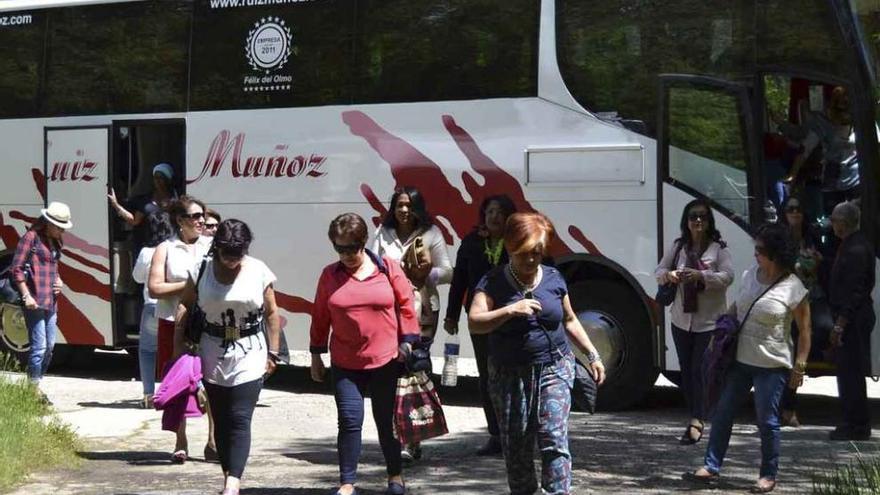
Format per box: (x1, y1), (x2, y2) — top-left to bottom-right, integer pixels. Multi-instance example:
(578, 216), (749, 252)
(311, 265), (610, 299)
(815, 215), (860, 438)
(443, 194), (516, 456)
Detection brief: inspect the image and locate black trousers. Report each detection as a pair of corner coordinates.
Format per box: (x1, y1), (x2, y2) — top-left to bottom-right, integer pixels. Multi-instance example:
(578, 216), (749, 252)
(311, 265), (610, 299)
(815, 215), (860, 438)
(671, 325), (714, 420)
(471, 332), (500, 437)
(204, 378), (263, 479)
(836, 313), (875, 429)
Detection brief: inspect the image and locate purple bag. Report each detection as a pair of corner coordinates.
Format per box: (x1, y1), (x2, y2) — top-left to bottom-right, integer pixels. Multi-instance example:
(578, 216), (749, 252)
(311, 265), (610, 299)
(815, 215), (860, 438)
(701, 276), (785, 417)
(701, 314), (740, 415)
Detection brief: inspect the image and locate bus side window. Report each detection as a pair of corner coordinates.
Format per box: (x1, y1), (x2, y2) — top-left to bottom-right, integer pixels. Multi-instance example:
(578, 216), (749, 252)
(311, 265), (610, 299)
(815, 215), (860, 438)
(666, 85), (752, 220)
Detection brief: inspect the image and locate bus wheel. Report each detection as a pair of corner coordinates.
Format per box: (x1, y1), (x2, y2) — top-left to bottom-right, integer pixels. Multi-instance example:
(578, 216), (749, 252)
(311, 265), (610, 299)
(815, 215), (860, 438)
(568, 280), (657, 411)
(0, 303), (29, 368)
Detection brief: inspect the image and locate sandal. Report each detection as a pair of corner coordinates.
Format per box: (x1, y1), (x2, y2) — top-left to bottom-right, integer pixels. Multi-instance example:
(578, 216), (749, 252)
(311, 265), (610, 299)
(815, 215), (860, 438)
(679, 422), (704, 445)
(750, 478), (776, 493)
(171, 450), (187, 464)
(682, 469), (719, 484)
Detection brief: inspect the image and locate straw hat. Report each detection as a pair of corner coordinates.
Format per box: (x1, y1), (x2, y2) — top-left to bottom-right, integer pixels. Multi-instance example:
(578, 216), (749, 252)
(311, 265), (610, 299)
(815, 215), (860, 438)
(41, 202), (73, 230)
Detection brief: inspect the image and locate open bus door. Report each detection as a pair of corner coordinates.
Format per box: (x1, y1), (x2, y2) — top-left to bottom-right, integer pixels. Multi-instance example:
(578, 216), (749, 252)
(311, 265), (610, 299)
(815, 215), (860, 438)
(656, 75), (763, 373)
(44, 126), (114, 350)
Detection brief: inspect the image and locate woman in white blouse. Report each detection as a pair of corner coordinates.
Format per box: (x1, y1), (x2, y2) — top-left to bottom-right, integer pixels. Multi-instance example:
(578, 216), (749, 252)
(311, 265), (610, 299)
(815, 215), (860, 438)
(369, 186), (452, 463)
(685, 223), (810, 494)
(148, 195), (213, 463)
(176, 219), (281, 495)
(655, 199), (734, 445)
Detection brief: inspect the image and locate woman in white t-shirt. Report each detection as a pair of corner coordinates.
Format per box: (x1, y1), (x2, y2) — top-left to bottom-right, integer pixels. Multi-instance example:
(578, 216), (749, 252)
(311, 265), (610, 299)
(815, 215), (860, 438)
(176, 219), (281, 495)
(131, 211), (174, 409)
(686, 223), (811, 494)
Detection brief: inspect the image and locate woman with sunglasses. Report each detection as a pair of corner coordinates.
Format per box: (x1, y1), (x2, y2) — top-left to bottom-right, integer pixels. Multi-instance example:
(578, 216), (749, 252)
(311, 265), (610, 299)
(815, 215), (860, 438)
(311, 213), (420, 495)
(369, 186), (452, 463)
(204, 209), (222, 237)
(777, 196), (832, 427)
(148, 195), (213, 463)
(175, 219), (281, 495)
(655, 199), (733, 445)
(685, 223), (811, 494)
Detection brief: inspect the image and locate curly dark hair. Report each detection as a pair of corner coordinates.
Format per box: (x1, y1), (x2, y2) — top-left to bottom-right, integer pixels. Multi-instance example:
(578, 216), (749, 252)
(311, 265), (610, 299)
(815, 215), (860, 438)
(676, 198), (726, 249)
(755, 222), (797, 273)
(381, 186), (433, 232)
(144, 211), (174, 248)
(478, 194), (517, 228)
(212, 219), (253, 257)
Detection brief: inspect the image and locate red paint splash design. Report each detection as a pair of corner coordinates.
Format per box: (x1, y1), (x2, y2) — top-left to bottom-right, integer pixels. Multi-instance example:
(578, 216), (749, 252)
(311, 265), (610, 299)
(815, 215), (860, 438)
(343, 111), (602, 257)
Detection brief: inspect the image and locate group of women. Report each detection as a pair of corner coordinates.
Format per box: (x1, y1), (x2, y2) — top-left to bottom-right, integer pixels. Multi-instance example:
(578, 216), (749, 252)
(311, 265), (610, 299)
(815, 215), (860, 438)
(12, 165), (832, 494)
(658, 197), (833, 494)
(309, 187), (605, 495)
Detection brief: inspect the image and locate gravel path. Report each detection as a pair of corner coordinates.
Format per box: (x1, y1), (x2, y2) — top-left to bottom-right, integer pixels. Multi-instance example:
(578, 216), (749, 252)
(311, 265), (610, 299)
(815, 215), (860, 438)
(6, 351), (880, 494)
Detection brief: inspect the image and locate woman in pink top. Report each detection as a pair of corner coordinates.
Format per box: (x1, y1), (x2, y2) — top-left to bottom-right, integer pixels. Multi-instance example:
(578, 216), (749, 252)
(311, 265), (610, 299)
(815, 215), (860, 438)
(310, 213), (420, 495)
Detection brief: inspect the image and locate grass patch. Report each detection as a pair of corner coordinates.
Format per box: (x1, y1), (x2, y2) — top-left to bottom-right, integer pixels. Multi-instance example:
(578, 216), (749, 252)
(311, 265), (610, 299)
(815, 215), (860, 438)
(813, 449), (880, 494)
(0, 356), (79, 491)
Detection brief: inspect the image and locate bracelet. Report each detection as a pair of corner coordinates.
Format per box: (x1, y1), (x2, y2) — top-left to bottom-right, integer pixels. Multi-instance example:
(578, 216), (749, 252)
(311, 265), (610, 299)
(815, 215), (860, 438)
(586, 350), (601, 364)
(794, 361), (807, 374)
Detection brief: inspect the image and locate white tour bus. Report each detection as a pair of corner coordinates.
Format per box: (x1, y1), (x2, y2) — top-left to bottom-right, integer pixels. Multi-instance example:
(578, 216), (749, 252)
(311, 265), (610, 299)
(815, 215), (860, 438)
(1, 0), (879, 409)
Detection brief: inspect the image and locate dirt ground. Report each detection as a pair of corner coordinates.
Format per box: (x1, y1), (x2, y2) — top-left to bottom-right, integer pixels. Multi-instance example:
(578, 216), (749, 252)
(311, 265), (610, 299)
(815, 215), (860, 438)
(6, 351), (880, 495)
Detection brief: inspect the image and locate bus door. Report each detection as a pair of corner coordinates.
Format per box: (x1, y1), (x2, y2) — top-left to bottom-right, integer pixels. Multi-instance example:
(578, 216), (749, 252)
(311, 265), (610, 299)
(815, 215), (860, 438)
(44, 126), (114, 348)
(656, 75), (762, 371)
(109, 120), (185, 347)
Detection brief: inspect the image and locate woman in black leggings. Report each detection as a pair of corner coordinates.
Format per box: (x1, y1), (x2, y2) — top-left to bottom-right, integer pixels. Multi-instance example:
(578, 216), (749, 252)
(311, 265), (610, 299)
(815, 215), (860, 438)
(175, 219), (282, 495)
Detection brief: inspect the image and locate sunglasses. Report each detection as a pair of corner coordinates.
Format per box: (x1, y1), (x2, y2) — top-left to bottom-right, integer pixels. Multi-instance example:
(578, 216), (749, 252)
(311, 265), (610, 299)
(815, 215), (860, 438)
(333, 243), (363, 256)
(785, 205), (802, 213)
(688, 212), (708, 222)
(204, 223), (219, 230)
(181, 212), (205, 221)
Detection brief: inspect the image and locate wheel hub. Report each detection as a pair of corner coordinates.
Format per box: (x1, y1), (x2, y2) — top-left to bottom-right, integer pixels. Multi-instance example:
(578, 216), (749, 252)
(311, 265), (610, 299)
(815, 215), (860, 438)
(1, 303), (29, 353)
(573, 310), (624, 378)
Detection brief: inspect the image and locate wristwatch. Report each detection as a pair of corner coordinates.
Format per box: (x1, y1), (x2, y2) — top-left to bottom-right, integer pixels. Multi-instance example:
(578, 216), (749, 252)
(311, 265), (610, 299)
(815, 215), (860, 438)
(586, 350), (601, 364)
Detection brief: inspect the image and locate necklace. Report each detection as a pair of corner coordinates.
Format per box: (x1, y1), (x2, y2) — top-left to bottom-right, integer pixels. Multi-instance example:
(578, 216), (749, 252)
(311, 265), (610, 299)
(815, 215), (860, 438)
(484, 238), (504, 266)
(509, 264), (539, 293)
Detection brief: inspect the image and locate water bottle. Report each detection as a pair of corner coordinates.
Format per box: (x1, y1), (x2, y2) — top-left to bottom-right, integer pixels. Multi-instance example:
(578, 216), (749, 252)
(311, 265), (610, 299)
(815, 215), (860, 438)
(441, 332), (460, 387)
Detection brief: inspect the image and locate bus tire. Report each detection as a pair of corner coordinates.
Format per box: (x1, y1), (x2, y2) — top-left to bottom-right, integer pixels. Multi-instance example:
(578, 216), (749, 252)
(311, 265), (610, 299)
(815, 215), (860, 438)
(567, 280), (657, 411)
(0, 303), (29, 369)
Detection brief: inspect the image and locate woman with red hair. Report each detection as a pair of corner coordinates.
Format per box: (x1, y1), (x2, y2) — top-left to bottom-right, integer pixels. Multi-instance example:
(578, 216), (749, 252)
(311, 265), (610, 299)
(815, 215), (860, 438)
(468, 212), (605, 495)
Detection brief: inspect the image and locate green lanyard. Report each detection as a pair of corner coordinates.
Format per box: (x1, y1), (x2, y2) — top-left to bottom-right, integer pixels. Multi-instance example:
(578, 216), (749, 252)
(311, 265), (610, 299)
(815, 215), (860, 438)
(484, 238), (504, 266)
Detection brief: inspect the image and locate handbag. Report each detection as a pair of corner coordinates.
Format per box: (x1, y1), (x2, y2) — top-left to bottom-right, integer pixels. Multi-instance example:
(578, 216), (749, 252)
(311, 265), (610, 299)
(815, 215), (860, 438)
(393, 370), (449, 445)
(0, 242), (38, 305)
(701, 275), (785, 415)
(655, 241), (684, 307)
(184, 257), (209, 344)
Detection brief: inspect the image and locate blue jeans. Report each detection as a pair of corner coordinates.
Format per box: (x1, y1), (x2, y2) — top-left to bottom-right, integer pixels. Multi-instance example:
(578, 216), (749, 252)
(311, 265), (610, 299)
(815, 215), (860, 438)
(332, 359), (402, 485)
(138, 303), (158, 396)
(704, 362), (788, 479)
(25, 308), (57, 383)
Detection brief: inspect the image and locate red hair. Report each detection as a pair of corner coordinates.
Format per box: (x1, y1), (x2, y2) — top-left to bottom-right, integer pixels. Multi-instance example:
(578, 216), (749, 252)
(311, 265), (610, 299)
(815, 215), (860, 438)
(504, 212), (555, 256)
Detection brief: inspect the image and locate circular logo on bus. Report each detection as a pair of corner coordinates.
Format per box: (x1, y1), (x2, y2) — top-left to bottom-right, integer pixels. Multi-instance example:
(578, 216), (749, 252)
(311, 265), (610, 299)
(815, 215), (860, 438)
(246, 17), (291, 72)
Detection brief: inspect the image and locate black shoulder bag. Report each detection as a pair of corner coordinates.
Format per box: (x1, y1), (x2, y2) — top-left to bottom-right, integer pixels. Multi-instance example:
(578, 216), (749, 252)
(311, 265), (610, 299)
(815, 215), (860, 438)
(184, 257), (209, 344)
(1, 238), (38, 306)
(656, 241), (683, 306)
